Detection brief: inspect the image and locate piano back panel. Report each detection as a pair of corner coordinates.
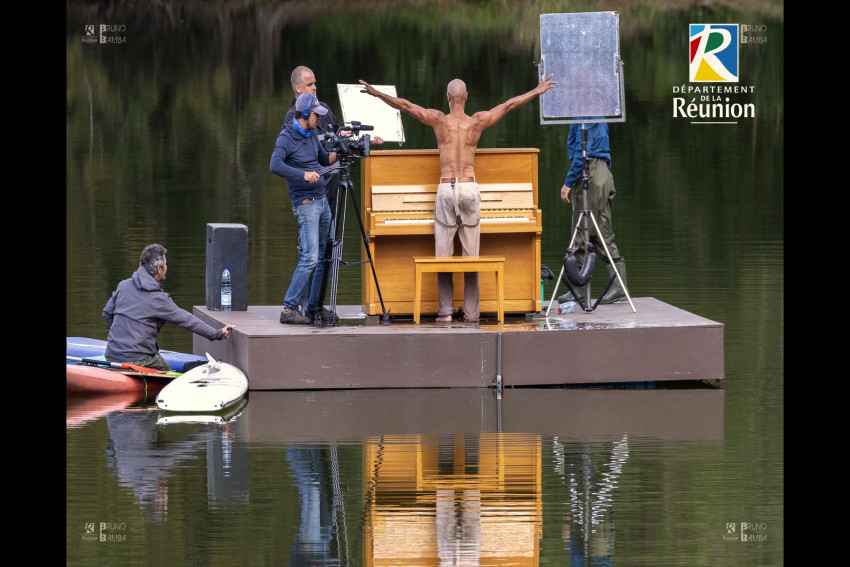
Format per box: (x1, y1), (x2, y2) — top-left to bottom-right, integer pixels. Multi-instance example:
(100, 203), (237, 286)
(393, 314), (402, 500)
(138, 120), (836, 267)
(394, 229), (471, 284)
(360, 149), (542, 316)
(361, 151), (441, 211)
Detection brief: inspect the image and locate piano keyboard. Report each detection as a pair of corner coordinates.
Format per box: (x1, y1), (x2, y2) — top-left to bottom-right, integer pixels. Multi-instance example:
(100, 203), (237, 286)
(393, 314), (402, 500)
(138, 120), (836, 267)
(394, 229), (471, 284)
(383, 216), (533, 224)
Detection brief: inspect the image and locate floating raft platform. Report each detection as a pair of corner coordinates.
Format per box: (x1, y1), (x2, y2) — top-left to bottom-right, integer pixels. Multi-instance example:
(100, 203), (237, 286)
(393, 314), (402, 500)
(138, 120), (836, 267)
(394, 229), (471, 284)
(192, 297), (723, 390)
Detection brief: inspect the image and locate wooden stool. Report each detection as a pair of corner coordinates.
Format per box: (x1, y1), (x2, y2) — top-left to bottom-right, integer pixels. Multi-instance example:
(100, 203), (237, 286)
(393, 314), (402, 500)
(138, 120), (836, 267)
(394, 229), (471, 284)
(413, 256), (505, 324)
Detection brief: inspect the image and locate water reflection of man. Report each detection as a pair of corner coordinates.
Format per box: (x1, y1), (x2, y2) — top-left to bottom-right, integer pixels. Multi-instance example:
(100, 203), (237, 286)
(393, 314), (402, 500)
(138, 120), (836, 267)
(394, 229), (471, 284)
(286, 445), (334, 564)
(103, 409), (192, 522)
(554, 434), (629, 565)
(436, 489), (482, 565)
(360, 75), (556, 322)
(104, 407), (249, 523)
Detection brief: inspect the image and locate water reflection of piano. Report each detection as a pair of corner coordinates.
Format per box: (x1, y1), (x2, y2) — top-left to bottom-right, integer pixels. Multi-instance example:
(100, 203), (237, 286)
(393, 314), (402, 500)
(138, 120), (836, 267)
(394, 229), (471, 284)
(363, 432), (542, 566)
(360, 149), (543, 316)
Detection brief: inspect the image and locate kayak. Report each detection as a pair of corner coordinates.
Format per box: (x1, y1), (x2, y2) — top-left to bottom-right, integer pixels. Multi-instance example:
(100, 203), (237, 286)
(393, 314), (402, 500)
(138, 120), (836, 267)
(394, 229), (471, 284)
(156, 353), (248, 413)
(66, 363), (173, 394)
(66, 337), (207, 372)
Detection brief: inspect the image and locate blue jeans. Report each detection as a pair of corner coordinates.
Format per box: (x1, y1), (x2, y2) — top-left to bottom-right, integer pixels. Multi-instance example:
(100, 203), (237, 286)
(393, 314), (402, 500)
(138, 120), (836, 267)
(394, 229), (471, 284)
(284, 196), (331, 312)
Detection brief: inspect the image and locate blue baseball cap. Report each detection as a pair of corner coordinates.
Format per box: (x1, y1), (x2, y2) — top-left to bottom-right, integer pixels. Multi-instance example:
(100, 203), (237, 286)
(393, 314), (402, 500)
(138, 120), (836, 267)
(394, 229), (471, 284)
(295, 93), (328, 116)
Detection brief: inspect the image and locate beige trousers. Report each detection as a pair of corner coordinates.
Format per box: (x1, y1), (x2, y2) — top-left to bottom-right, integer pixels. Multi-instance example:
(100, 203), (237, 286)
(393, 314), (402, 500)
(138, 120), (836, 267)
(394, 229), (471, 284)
(434, 180), (480, 321)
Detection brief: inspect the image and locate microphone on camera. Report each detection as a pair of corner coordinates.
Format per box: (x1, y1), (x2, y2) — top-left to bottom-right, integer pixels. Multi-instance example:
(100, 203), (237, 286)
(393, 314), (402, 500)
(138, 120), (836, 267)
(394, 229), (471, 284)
(349, 121), (374, 131)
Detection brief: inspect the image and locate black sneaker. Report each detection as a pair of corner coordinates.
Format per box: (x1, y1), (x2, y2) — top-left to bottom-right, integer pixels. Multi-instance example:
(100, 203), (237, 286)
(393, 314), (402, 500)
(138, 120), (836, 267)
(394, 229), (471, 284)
(280, 308), (311, 325)
(306, 307), (339, 324)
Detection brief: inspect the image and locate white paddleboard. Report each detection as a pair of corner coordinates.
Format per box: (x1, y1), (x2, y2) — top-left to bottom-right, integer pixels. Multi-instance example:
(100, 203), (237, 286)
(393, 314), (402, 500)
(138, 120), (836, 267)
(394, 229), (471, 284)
(156, 353), (248, 412)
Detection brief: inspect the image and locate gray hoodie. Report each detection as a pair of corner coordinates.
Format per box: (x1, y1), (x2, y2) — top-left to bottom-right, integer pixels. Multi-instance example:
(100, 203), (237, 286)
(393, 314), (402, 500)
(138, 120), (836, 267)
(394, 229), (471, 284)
(103, 266), (222, 362)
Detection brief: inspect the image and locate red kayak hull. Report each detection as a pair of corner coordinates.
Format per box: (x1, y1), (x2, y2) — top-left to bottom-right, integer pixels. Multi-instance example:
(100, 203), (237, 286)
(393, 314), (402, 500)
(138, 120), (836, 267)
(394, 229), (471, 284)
(66, 364), (169, 394)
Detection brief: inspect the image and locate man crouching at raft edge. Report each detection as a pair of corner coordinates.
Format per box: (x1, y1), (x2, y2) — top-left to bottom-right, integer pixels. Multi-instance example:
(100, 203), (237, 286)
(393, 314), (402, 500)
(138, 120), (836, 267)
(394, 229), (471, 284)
(103, 243), (235, 372)
(360, 74), (556, 322)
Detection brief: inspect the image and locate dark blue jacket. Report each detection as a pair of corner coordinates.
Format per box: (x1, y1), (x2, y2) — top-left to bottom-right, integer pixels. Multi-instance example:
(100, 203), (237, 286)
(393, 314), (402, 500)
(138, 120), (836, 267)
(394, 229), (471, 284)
(103, 267), (222, 362)
(564, 122), (612, 188)
(270, 120), (332, 204)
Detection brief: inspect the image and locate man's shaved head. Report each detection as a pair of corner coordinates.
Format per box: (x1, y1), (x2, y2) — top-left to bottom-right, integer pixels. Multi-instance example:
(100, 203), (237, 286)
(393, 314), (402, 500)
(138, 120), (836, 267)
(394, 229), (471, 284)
(291, 66), (314, 93)
(447, 79), (467, 100)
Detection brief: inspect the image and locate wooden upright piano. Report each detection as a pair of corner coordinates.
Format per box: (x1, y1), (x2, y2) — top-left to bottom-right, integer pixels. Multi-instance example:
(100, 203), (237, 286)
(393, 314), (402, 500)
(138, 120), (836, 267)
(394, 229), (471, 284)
(359, 148), (542, 317)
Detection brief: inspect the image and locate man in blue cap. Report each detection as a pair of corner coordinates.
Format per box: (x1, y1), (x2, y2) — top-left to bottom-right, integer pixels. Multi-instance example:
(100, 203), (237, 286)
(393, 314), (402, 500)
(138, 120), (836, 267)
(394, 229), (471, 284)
(270, 92), (339, 324)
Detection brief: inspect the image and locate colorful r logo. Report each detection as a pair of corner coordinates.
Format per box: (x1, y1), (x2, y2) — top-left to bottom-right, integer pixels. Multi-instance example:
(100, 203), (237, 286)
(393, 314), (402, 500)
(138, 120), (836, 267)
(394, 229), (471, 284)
(690, 24), (739, 82)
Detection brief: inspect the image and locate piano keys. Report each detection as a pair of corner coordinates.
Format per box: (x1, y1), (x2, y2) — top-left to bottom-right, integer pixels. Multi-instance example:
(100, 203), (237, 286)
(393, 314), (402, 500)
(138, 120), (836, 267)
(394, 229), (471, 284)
(359, 148), (543, 317)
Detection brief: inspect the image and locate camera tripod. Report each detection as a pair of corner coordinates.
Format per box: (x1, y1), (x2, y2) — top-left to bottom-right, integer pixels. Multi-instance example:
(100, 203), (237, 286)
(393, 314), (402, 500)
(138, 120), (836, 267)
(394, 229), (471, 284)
(546, 123), (635, 316)
(315, 157), (391, 326)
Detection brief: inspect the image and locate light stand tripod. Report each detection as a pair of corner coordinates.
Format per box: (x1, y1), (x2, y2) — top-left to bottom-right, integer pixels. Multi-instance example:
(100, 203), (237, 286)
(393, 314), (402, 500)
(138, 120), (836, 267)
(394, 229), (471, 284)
(546, 123), (635, 316)
(315, 156), (391, 326)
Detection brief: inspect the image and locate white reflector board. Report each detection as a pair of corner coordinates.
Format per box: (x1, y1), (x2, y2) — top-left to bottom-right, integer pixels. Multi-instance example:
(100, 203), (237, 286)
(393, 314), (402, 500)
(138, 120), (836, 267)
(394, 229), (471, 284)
(539, 12), (625, 124)
(337, 84), (405, 144)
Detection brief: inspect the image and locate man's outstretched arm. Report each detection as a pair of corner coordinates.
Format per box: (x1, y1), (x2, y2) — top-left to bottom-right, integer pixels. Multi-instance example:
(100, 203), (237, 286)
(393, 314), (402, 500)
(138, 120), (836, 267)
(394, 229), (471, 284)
(359, 80), (443, 127)
(474, 74), (556, 129)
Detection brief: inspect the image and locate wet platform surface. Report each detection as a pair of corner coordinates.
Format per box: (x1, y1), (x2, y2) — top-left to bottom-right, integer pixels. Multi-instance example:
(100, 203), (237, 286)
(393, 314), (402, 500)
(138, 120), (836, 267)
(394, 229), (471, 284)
(192, 297), (724, 390)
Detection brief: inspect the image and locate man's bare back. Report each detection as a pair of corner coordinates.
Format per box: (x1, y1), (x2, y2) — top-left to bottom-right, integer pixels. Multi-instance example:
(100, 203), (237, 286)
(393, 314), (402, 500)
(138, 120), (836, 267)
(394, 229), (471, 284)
(431, 112), (485, 178)
(359, 75), (555, 178)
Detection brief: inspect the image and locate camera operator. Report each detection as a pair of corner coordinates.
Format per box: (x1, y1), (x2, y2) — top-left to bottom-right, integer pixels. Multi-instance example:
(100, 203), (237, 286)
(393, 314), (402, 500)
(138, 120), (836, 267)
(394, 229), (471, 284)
(283, 66), (383, 319)
(270, 93), (339, 325)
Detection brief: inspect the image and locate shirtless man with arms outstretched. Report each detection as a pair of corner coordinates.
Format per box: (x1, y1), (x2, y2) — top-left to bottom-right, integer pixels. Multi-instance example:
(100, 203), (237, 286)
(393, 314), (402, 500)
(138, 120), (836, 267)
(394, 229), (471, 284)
(360, 75), (556, 322)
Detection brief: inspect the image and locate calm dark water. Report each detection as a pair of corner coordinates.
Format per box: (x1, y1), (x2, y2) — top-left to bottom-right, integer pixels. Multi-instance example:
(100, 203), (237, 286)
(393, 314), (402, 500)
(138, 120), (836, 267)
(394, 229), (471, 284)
(66, 1), (783, 565)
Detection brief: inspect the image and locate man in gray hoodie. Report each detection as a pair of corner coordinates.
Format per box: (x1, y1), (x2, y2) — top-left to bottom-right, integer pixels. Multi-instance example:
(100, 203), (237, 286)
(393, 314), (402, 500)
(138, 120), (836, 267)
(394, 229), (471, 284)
(103, 243), (235, 371)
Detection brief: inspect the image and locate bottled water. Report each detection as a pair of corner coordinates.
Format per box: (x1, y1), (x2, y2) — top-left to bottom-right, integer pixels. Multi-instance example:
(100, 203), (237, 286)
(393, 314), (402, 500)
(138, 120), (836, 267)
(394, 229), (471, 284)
(558, 301), (576, 314)
(221, 266), (232, 312)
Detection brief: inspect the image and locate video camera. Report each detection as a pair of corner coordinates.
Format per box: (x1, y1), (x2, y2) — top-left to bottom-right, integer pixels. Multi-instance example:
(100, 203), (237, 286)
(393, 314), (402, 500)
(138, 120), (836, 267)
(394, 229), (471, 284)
(323, 121), (372, 160)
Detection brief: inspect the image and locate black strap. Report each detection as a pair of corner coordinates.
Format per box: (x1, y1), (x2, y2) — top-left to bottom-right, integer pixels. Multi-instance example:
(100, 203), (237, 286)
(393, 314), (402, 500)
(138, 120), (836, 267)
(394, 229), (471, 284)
(434, 178), (480, 227)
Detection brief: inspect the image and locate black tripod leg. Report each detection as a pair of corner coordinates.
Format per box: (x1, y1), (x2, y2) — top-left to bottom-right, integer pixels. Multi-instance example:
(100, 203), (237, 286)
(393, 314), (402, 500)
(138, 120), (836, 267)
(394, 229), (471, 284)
(322, 183), (348, 325)
(315, 222), (335, 312)
(328, 190), (344, 316)
(559, 273), (590, 311)
(312, 173), (346, 326)
(346, 185), (391, 324)
(588, 274), (616, 311)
